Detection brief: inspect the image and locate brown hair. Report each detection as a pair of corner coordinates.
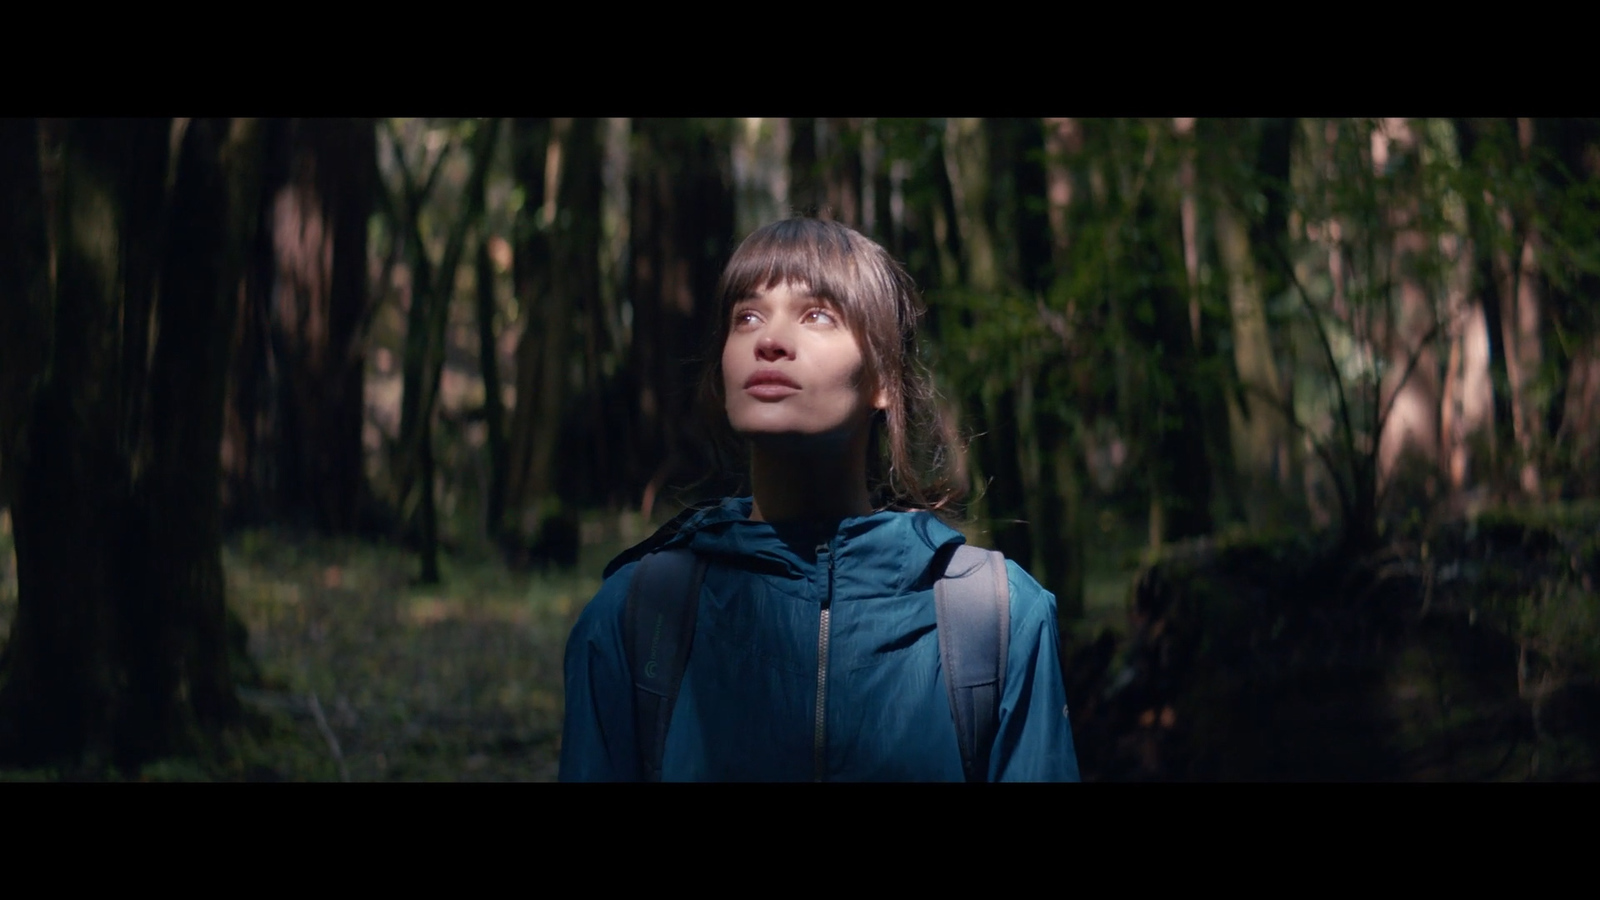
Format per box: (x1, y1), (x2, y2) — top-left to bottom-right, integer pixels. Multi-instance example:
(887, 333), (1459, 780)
(694, 217), (967, 517)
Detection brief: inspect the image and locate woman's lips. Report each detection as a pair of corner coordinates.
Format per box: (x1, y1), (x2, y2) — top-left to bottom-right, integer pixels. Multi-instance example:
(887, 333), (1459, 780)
(746, 383), (799, 400)
(745, 369), (800, 399)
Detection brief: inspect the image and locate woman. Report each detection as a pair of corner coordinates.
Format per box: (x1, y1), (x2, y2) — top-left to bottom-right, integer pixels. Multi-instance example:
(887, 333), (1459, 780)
(560, 217), (1079, 781)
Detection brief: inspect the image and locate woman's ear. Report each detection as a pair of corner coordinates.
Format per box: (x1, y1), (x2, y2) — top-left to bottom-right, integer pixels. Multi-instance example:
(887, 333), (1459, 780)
(873, 385), (890, 411)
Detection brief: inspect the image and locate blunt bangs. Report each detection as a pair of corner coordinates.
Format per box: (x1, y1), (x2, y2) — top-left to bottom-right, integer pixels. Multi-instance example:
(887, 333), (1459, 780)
(716, 218), (895, 339)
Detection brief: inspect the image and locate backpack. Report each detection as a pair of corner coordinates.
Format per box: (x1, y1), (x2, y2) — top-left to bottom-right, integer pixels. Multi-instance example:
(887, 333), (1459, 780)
(623, 543), (1010, 782)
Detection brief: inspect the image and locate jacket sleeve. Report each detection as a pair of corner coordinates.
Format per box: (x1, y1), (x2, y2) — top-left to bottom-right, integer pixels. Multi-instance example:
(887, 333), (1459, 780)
(558, 562), (643, 782)
(989, 560), (1082, 782)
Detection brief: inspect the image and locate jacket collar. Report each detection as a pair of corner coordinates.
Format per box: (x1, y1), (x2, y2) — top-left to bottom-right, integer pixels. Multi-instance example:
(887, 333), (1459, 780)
(604, 496), (967, 593)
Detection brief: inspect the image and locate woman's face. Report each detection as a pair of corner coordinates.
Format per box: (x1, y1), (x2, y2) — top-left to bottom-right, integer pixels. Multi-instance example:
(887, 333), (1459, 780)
(722, 281), (887, 449)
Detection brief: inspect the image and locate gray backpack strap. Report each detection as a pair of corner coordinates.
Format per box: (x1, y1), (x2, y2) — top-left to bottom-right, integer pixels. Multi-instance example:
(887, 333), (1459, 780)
(622, 548), (706, 783)
(935, 544), (1010, 783)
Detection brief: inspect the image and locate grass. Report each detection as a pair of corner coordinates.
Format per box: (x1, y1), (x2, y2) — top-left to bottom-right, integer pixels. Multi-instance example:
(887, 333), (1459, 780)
(217, 526), (629, 782)
(0, 509), (632, 782)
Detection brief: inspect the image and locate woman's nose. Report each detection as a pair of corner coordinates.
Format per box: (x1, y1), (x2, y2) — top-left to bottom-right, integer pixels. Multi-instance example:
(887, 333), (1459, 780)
(755, 332), (792, 361)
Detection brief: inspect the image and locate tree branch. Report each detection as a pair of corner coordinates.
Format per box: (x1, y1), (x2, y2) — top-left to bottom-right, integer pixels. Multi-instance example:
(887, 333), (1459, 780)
(1238, 379), (1355, 528)
(1268, 239), (1360, 485)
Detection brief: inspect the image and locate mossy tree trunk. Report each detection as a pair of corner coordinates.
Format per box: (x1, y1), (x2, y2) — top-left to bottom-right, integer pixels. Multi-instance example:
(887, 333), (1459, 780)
(1207, 118), (1298, 532)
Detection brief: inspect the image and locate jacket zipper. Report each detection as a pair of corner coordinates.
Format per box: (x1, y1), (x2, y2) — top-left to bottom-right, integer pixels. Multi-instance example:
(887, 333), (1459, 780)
(814, 540), (833, 782)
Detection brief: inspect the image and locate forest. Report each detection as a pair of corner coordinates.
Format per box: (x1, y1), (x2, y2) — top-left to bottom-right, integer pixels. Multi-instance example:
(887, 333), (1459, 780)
(0, 117), (1595, 781)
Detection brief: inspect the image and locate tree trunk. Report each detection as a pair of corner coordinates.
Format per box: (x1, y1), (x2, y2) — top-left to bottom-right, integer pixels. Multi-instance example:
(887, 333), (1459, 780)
(789, 117), (819, 217)
(732, 117), (790, 239)
(1509, 119), (1545, 497)
(1130, 186), (1214, 545)
(137, 118), (264, 748)
(502, 117), (606, 541)
(888, 119), (963, 300)
(863, 119), (892, 247)
(474, 238), (509, 541)
(1481, 119), (1546, 497)
(1039, 116), (1089, 625)
(1211, 119), (1296, 531)
(1453, 118), (1518, 485)
(1177, 119), (1244, 528)
(523, 119), (578, 512)
(3, 119), (155, 767)
(1531, 118), (1600, 497)
(1439, 225), (1490, 491)
(0, 118), (261, 770)
(1253, 118), (1305, 509)
(505, 117), (553, 522)
(944, 118), (1000, 294)
(1000, 119), (1069, 607)
(942, 117), (1030, 560)
(1216, 198), (1288, 526)
(1559, 337), (1600, 496)
(0, 119), (52, 510)
(559, 118), (608, 511)
(390, 118), (499, 582)
(221, 119), (375, 534)
(820, 118), (863, 228)
(1373, 119), (1443, 499)
(628, 119), (735, 515)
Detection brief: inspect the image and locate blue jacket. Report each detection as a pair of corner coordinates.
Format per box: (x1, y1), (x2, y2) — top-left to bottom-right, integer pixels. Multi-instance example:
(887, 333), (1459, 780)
(559, 497), (1080, 781)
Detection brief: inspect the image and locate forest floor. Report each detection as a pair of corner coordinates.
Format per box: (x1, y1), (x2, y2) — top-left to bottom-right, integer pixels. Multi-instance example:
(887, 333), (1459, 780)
(211, 527), (618, 782)
(0, 510), (620, 782)
(4, 501), (1591, 782)
(0, 505), (1140, 782)
(223, 513), (1138, 783)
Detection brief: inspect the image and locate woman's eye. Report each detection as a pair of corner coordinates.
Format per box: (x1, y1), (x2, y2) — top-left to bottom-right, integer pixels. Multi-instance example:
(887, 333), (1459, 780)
(733, 309), (758, 327)
(803, 308), (836, 325)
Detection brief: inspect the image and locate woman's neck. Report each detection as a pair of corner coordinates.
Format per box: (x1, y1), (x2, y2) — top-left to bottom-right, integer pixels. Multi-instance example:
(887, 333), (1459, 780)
(747, 432), (874, 524)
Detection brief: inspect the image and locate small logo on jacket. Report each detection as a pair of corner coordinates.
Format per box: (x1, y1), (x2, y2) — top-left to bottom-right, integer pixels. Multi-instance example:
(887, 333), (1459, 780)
(644, 612), (664, 680)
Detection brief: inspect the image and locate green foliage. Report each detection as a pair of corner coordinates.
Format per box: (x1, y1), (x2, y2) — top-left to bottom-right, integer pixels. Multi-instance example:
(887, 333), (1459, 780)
(1519, 584), (1600, 673)
(137, 757), (214, 782)
(0, 766), (57, 782)
(1465, 502), (1600, 675)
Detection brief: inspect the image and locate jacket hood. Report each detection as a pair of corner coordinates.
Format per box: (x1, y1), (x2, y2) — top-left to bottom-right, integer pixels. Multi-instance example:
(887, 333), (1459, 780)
(603, 496), (967, 594)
